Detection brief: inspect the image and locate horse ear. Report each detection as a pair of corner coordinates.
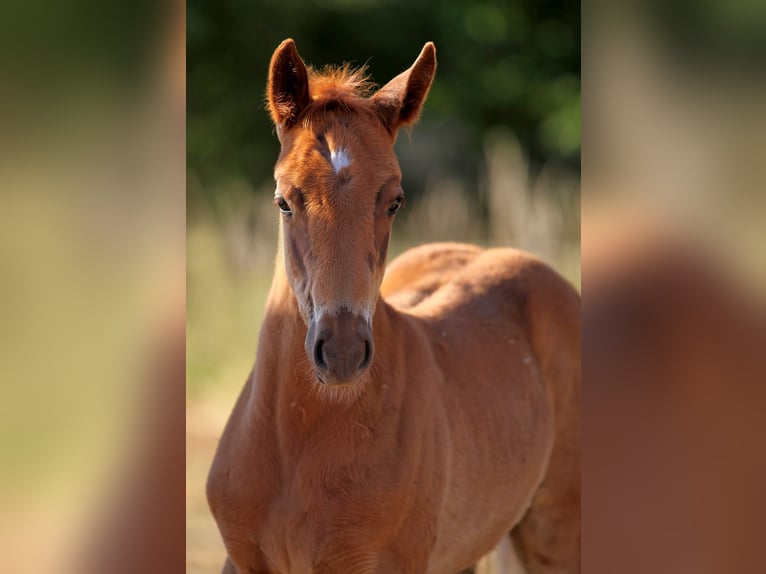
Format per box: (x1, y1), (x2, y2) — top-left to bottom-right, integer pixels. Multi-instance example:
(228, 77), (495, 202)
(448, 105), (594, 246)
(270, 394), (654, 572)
(267, 39), (311, 128)
(372, 42), (436, 132)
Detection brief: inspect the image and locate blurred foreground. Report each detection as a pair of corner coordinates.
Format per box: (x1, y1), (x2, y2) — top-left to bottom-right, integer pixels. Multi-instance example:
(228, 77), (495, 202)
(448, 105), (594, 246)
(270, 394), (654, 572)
(583, 3), (766, 573)
(0, 0), (185, 572)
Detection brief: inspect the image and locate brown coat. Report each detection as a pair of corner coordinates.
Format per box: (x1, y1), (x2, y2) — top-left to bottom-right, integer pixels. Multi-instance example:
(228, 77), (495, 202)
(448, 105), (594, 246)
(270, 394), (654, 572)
(207, 40), (580, 574)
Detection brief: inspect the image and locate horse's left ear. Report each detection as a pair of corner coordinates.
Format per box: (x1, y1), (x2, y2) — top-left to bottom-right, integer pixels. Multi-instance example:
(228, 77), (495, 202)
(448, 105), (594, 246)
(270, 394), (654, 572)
(372, 42), (436, 132)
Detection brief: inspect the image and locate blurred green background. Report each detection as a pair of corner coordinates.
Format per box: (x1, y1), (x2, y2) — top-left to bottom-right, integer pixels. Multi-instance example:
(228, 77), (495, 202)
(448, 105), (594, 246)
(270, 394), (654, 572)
(187, 0), (580, 205)
(186, 1), (580, 570)
(187, 0), (581, 390)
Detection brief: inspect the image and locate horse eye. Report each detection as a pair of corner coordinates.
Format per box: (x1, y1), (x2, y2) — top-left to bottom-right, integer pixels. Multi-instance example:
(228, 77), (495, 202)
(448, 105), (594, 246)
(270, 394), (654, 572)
(388, 195), (404, 216)
(275, 196), (292, 216)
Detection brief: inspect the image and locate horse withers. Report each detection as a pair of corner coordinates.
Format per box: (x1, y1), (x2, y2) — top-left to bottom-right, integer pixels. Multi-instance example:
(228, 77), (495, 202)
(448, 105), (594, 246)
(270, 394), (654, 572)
(207, 39), (580, 574)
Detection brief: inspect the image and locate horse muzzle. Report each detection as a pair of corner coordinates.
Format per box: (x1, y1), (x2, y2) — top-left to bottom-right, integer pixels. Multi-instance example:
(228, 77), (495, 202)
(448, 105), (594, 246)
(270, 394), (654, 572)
(305, 309), (373, 385)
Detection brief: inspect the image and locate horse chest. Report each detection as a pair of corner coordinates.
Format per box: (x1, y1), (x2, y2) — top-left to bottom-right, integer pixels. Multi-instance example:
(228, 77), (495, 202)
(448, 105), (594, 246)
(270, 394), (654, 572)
(254, 474), (403, 574)
(257, 505), (317, 574)
(209, 461), (332, 573)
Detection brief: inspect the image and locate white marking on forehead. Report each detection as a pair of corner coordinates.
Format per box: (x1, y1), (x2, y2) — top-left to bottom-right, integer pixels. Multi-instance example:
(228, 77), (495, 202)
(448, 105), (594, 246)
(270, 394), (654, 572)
(330, 148), (351, 174)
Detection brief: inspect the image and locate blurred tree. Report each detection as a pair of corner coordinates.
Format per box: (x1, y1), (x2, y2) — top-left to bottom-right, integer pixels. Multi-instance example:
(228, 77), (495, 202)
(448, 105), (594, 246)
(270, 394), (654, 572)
(187, 0), (579, 211)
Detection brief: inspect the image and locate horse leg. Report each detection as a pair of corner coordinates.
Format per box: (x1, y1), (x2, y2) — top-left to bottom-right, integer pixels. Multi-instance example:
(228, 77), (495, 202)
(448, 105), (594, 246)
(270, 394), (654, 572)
(507, 396), (580, 574)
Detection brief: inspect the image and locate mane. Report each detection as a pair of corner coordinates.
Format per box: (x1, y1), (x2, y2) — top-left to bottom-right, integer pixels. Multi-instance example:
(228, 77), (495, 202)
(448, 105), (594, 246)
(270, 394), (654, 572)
(301, 64), (383, 125)
(308, 63), (376, 100)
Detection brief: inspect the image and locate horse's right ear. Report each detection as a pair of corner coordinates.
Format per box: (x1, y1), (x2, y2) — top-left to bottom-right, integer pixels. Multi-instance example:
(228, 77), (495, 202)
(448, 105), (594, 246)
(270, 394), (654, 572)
(267, 39), (311, 129)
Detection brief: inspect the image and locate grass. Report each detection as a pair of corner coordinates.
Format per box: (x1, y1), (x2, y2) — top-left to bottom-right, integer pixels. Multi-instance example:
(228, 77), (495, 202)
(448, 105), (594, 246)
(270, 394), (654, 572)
(186, 221), (274, 398)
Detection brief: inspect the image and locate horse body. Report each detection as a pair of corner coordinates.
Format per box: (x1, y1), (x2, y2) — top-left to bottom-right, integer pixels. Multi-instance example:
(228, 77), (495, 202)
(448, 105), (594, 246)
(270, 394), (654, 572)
(208, 40), (580, 574)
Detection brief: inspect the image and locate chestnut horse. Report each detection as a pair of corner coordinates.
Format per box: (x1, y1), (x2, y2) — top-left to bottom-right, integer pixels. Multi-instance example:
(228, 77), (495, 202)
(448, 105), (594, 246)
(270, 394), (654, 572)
(207, 40), (580, 574)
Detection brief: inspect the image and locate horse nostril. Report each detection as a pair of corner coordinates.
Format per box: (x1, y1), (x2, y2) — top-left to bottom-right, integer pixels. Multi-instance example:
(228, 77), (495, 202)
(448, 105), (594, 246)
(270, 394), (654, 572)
(359, 339), (372, 371)
(314, 339), (327, 371)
